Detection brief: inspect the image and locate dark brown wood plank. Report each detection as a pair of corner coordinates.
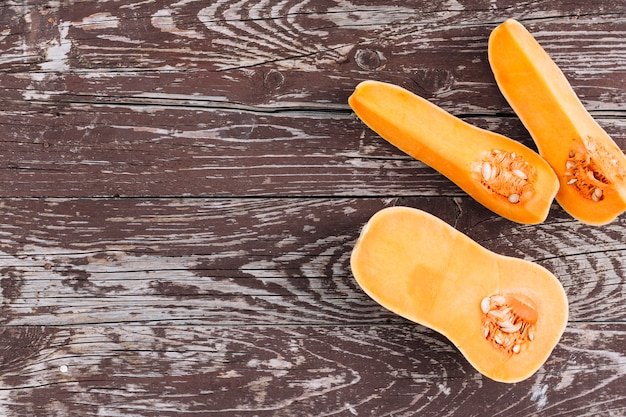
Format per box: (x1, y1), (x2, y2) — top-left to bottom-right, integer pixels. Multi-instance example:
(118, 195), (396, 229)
(1, 101), (625, 198)
(0, 195), (623, 416)
(0, 197), (623, 326)
(0, 323), (623, 416)
(0, 101), (515, 198)
(0, 1), (625, 197)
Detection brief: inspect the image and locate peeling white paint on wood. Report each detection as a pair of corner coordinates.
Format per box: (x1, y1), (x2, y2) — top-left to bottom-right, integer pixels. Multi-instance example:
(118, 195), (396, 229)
(152, 8), (205, 39)
(40, 22), (71, 72)
(74, 12), (120, 30)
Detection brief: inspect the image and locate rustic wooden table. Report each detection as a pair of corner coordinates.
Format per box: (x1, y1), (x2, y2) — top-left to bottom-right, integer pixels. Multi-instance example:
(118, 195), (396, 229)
(0, 1), (624, 415)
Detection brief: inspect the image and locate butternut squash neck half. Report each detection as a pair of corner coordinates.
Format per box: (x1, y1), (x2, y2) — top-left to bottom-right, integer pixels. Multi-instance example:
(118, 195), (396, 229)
(489, 19), (626, 225)
(349, 80), (559, 224)
(350, 206), (569, 383)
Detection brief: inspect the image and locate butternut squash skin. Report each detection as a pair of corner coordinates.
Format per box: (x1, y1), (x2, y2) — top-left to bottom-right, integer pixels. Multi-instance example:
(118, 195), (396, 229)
(489, 19), (626, 225)
(349, 80), (559, 224)
(350, 206), (569, 383)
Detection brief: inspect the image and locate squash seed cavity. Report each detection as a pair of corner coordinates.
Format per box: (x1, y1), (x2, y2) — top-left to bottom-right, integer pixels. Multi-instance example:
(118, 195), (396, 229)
(473, 149), (535, 204)
(565, 137), (625, 202)
(480, 293), (537, 355)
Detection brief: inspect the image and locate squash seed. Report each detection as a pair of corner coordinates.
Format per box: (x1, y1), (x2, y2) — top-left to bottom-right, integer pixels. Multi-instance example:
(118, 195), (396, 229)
(512, 169), (527, 180)
(500, 321), (522, 333)
(481, 297), (491, 314)
(592, 188), (603, 202)
(481, 162), (492, 181)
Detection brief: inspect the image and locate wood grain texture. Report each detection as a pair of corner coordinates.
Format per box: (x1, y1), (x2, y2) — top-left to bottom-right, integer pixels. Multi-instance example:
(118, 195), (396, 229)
(0, 1), (625, 197)
(0, 323), (623, 417)
(0, 0), (625, 415)
(0, 197), (622, 325)
(0, 197), (623, 416)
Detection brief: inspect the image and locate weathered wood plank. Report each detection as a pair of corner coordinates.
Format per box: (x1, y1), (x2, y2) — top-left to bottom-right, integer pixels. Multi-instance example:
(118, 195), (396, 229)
(0, 102), (499, 197)
(2, 0), (625, 81)
(0, 197), (623, 326)
(0, 101), (625, 198)
(0, 323), (623, 416)
(0, 2), (625, 198)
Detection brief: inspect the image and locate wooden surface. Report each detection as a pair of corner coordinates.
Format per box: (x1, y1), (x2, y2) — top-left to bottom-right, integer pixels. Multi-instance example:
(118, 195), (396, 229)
(0, 1), (625, 415)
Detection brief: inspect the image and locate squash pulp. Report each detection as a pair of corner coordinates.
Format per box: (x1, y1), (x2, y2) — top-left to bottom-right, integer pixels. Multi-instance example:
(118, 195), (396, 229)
(350, 206), (569, 383)
(349, 80), (559, 224)
(489, 19), (626, 225)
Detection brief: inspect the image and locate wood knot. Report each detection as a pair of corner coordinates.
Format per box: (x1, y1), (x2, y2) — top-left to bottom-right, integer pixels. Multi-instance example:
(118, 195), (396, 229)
(263, 69), (285, 90)
(354, 48), (386, 71)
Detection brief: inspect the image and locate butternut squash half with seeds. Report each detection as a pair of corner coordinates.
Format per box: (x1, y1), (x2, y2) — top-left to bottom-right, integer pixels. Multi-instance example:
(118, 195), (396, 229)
(349, 80), (559, 224)
(350, 206), (569, 383)
(489, 19), (626, 225)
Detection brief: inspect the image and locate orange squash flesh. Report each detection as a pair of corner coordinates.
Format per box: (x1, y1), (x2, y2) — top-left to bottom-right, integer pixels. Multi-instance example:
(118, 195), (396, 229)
(350, 206), (569, 383)
(489, 19), (626, 225)
(349, 80), (559, 224)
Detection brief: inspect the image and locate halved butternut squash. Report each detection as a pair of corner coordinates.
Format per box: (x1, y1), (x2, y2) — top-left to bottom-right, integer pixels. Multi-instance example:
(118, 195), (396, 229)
(489, 19), (626, 225)
(349, 80), (559, 224)
(350, 206), (569, 383)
